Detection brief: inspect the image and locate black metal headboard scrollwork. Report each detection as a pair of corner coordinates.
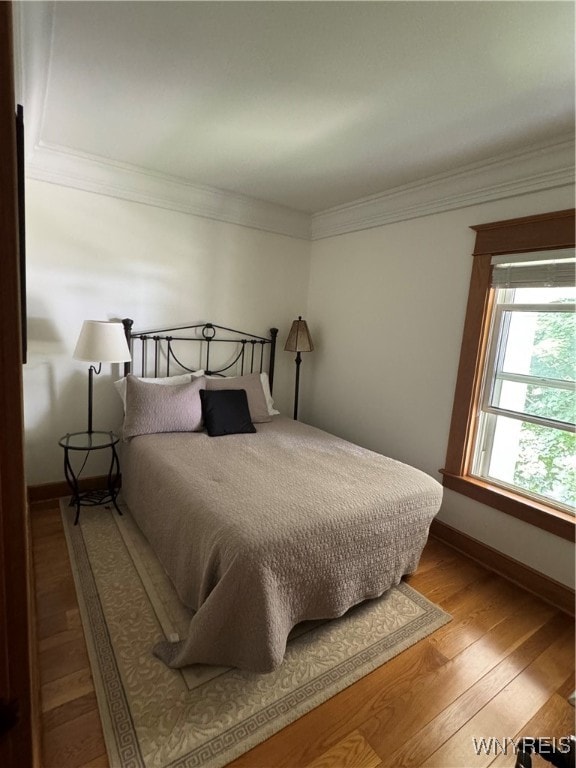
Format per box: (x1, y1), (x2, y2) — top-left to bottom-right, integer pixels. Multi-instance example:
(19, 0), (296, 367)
(121, 319), (279, 393)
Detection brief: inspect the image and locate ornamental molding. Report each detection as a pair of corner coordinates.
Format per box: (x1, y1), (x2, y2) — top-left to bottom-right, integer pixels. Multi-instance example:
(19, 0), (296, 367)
(26, 143), (311, 240)
(311, 137), (575, 240)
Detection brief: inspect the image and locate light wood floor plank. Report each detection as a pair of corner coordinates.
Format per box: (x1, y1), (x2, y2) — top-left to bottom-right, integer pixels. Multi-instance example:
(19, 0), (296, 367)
(39, 636), (91, 685)
(78, 754), (110, 768)
(487, 689), (576, 768)
(304, 731), (382, 768)
(42, 709), (108, 768)
(37, 607), (82, 641)
(422, 623), (575, 767)
(39, 626), (86, 653)
(43, 691), (100, 732)
(41, 667), (95, 713)
(427, 575), (539, 660)
(406, 555), (489, 604)
(378, 613), (570, 768)
(359, 598), (558, 764)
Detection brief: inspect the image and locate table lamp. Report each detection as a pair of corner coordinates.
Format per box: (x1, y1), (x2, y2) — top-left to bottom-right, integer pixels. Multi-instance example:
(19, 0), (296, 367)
(73, 320), (131, 433)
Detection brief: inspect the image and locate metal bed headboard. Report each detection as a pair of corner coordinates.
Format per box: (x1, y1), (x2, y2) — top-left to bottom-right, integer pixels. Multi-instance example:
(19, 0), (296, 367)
(121, 319), (279, 392)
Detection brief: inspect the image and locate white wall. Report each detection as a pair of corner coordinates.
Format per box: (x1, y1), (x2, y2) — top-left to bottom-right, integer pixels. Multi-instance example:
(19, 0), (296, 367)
(24, 179), (311, 484)
(305, 186), (575, 588)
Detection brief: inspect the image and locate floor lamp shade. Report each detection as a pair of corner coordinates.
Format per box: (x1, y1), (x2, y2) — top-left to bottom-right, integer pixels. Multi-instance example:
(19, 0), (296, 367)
(73, 321), (131, 433)
(284, 317), (314, 354)
(284, 317), (313, 420)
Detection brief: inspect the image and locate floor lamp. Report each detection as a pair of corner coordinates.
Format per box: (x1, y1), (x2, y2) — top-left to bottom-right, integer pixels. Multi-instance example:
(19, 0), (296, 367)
(284, 316), (314, 420)
(73, 320), (132, 433)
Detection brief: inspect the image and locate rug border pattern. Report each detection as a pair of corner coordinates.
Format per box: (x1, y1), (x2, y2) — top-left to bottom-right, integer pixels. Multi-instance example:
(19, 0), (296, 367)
(62, 505), (146, 768)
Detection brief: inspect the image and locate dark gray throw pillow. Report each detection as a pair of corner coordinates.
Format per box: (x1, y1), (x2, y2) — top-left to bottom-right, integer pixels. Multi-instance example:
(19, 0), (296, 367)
(199, 389), (257, 437)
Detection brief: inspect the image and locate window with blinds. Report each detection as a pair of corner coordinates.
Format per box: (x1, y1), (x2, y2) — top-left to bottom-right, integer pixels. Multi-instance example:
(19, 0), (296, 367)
(470, 249), (575, 513)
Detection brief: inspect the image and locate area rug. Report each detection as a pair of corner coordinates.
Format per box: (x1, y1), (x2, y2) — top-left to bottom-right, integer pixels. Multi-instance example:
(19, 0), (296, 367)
(60, 499), (451, 768)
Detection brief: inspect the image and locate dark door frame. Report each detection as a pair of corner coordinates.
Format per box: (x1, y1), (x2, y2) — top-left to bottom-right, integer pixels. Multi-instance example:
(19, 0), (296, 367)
(0, 2), (38, 765)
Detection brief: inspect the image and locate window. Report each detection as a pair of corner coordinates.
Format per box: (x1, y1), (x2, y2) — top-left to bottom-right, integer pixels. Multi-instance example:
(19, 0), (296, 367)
(471, 252), (575, 512)
(443, 210), (576, 541)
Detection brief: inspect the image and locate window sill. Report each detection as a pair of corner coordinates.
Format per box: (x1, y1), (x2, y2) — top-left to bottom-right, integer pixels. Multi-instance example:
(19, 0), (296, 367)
(441, 470), (575, 542)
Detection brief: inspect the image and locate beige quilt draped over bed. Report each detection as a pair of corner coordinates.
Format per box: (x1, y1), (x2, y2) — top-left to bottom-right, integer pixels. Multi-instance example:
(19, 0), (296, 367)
(121, 417), (442, 672)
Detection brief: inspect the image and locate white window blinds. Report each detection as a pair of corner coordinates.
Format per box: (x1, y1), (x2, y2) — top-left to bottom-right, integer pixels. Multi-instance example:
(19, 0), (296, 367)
(491, 249), (576, 289)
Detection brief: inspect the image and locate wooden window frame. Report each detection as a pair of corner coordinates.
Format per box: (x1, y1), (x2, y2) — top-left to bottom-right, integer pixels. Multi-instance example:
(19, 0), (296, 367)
(442, 208), (576, 542)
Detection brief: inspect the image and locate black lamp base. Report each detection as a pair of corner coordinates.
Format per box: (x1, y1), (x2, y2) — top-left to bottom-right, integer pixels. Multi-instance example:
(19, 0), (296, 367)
(293, 352), (302, 420)
(87, 363), (101, 433)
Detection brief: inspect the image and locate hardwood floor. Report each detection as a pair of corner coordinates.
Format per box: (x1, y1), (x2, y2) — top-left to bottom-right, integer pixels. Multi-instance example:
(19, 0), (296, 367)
(31, 501), (575, 768)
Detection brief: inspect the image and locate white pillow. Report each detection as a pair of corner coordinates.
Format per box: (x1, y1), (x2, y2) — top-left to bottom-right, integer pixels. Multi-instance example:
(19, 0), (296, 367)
(260, 372), (280, 416)
(114, 370), (205, 410)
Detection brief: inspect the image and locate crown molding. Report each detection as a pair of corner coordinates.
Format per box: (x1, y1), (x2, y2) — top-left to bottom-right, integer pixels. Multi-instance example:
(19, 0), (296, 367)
(27, 142), (311, 239)
(311, 136), (575, 240)
(28, 135), (574, 244)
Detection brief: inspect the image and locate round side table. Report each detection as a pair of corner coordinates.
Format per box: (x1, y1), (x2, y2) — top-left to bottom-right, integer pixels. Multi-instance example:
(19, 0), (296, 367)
(58, 430), (122, 525)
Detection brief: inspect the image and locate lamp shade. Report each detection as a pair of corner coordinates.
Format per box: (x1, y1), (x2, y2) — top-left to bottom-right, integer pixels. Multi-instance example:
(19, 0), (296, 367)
(284, 316), (314, 353)
(73, 320), (131, 363)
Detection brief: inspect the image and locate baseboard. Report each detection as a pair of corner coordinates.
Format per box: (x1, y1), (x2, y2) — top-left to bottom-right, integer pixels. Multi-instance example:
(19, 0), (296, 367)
(27, 475), (111, 504)
(430, 519), (575, 617)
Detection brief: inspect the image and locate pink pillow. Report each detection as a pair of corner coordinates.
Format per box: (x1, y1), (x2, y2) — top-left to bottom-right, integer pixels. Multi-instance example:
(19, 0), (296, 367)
(123, 375), (205, 438)
(206, 373), (271, 423)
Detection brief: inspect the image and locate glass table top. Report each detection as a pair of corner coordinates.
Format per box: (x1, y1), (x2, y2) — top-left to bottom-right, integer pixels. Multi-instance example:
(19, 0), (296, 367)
(59, 431), (119, 450)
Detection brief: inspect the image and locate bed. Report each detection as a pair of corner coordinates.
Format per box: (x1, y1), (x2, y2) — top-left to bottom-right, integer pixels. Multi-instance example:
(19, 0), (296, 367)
(118, 319), (443, 672)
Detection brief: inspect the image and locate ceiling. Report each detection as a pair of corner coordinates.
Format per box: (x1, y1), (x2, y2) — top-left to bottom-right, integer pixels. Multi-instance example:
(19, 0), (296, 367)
(18, 1), (576, 215)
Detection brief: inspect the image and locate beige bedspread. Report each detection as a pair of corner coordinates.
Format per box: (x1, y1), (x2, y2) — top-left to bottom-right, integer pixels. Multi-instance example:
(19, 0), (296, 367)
(121, 417), (442, 672)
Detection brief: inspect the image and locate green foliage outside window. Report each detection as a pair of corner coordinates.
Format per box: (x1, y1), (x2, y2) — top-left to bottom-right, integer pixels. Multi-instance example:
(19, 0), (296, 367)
(513, 307), (576, 508)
